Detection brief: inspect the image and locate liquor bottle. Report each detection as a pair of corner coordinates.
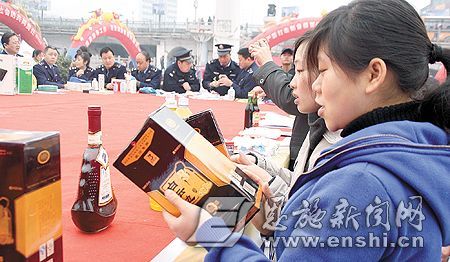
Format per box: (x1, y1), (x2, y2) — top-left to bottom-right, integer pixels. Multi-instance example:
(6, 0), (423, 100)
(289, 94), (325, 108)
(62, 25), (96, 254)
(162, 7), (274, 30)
(244, 92), (254, 128)
(252, 96), (260, 127)
(71, 106), (117, 233)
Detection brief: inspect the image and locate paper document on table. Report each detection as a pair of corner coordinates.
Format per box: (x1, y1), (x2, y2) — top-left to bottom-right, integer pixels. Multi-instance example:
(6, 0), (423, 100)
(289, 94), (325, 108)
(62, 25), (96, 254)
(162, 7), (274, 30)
(259, 111), (294, 128)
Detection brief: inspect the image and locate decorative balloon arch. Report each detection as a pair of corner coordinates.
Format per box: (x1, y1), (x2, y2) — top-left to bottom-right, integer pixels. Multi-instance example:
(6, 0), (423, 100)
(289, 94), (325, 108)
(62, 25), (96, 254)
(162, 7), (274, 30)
(68, 9), (141, 59)
(247, 17), (321, 48)
(0, 2), (46, 50)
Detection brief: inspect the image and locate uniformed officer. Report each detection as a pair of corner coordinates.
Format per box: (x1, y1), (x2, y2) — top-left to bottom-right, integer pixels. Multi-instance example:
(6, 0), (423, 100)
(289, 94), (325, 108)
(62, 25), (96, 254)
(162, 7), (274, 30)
(230, 47), (259, 98)
(1, 32), (23, 57)
(33, 46), (65, 88)
(162, 48), (200, 93)
(93, 47), (126, 90)
(202, 43), (241, 96)
(68, 51), (94, 83)
(280, 47), (295, 76)
(131, 50), (161, 90)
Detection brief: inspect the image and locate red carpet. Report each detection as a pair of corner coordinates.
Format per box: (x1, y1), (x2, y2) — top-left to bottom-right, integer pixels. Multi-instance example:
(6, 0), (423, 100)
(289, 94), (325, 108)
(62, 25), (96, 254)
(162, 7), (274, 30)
(0, 92), (283, 261)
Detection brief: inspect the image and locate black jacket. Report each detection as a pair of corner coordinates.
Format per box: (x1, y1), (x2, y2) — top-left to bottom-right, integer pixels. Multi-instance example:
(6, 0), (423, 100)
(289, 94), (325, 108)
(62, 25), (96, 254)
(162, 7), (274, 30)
(253, 61), (309, 164)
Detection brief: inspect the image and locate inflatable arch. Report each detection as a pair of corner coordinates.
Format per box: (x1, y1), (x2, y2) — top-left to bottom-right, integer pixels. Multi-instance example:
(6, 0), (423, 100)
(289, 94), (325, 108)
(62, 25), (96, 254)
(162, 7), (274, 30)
(247, 17), (321, 48)
(68, 9), (141, 59)
(0, 2), (46, 50)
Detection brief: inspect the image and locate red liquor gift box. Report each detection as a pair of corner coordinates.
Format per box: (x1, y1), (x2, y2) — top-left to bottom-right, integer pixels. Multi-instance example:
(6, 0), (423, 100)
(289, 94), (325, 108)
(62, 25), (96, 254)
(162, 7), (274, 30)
(0, 129), (63, 262)
(113, 107), (262, 231)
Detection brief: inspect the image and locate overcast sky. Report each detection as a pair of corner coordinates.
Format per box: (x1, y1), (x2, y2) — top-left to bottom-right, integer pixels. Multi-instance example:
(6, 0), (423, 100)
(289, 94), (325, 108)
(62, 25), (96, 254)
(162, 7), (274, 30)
(47, 0), (431, 24)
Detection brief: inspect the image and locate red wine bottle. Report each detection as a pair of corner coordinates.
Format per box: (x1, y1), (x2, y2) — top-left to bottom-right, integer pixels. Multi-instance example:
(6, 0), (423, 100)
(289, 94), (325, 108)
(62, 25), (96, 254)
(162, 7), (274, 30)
(71, 106), (117, 233)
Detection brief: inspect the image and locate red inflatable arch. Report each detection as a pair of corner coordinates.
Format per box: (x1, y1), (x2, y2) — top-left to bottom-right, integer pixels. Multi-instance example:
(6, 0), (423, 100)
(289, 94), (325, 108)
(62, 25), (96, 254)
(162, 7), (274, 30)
(70, 9), (141, 58)
(0, 2), (46, 50)
(247, 17), (321, 48)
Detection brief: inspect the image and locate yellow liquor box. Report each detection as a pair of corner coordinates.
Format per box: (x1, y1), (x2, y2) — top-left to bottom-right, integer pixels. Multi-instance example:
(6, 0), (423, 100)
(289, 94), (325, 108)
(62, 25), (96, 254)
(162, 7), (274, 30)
(113, 107), (262, 231)
(0, 130), (62, 262)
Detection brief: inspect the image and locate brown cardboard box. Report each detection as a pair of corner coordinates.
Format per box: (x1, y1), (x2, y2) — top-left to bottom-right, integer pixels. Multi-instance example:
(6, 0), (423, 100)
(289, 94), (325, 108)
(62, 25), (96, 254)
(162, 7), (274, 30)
(0, 130), (62, 262)
(113, 107), (262, 231)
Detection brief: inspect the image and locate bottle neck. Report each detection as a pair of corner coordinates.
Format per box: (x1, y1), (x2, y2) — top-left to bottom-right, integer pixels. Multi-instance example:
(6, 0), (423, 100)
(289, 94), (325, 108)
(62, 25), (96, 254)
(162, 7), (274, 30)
(88, 107), (102, 146)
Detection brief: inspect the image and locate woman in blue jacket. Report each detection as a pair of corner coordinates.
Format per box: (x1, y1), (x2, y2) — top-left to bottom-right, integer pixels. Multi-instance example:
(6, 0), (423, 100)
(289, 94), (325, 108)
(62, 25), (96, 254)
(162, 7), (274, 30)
(162, 0), (450, 261)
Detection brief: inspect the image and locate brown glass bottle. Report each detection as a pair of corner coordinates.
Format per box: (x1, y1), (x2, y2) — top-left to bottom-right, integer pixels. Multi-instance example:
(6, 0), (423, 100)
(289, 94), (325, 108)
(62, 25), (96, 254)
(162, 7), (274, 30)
(71, 106), (117, 233)
(252, 96), (260, 127)
(244, 93), (254, 128)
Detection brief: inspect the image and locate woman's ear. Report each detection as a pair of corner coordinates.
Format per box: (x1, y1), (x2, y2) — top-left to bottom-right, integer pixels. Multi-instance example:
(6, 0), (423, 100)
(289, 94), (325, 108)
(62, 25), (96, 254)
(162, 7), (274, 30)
(365, 58), (387, 94)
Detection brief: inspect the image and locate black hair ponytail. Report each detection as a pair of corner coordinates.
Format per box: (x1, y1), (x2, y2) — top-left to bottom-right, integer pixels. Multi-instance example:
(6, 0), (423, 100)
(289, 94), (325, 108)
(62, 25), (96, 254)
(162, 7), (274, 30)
(419, 45), (450, 131)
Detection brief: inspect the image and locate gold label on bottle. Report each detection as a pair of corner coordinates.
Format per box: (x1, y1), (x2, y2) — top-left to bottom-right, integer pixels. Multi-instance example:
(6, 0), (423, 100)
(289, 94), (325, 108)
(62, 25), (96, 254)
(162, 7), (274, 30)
(98, 166), (113, 206)
(252, 112), (260, 127)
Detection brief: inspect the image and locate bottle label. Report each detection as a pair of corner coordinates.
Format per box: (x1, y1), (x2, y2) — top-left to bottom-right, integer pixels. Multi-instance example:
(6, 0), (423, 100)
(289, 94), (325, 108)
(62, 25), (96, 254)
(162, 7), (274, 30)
(96, 145), (108, 168)
(253, 112), (260, 127)
(98, 165), (113, 206)
(88, 131), (102, 145)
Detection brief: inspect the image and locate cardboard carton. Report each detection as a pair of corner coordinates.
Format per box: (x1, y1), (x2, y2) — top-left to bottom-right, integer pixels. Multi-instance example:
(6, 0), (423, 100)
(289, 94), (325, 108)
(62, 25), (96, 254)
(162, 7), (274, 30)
(113, 107), (261, 231)
(0, 129), (63, 262)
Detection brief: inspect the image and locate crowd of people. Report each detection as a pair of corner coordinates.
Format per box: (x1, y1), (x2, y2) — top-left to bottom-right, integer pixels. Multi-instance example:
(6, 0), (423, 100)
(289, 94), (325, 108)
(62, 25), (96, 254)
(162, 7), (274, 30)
(2, 30), (284, 97)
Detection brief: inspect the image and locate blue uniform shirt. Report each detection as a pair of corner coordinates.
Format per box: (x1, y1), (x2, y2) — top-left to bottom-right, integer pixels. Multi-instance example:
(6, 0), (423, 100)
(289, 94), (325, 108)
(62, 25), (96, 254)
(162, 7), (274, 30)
(68, 66), (94, 82)
(33, 60), (65, 88)
(162, 63), (200, 94)
(131, 65), (162, 89)
(231, 62), (259, 98)
(202, 59), (241, 95)
(93, 62), (126, 84)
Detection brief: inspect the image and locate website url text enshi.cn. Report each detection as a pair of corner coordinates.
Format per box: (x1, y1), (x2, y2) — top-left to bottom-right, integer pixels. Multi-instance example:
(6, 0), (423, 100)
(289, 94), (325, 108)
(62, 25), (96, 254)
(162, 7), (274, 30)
(262, 233), (423, 248)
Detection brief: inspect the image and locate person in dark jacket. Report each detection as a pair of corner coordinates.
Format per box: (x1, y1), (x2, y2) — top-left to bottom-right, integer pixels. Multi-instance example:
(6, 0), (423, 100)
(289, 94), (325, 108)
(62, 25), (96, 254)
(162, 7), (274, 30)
(251, 42), (310, 170)
(33, 46), (65, 88)
(162, 48), (200, 93)
(202, 44), (241, 95)
(216, 47), (259, 98)
(93, 47), (126, 90)
(68, 51), (94, 83)
(131, 50), (161, 90)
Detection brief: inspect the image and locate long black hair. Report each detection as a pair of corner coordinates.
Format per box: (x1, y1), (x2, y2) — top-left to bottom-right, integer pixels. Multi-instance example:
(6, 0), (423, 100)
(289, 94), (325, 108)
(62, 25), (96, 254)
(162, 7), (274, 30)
(306, 0), (449, 130)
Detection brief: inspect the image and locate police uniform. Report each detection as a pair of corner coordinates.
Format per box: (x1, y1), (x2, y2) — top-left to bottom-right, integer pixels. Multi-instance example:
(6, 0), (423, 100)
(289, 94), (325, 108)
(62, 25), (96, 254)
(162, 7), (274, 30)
(162, 48), (200, 94)
(68, 66), (95, 82)
(33, 60), (65, 88)
(232, 62), (259, 99)
(131, 65), (162, 90)
(202, 44), (241, 96)
(93, 62), (126, 84)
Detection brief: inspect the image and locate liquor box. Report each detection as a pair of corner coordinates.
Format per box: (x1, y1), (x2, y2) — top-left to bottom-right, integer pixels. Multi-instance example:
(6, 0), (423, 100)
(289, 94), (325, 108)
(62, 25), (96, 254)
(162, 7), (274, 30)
(0, 54), (16, 96)
(184, 110), (229, 158)
(113, 107), (262, 231)
(16, 57), (33, 95)
(0, 130), (63, 262)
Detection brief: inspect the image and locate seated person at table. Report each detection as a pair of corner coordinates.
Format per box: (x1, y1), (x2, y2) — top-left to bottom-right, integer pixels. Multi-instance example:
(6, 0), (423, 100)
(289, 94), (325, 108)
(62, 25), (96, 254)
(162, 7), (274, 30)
(68, 51), (94, 83)
(93, 47), (126, 90)
(33, 46), (65, 88)
(131, 50), (161, 91)
(162, 48), (200, 93)
(32, 49), (44, 64)
(217, 47), (258, 98)
(1, 32), (23, 57)
(202, 44), (241, 96)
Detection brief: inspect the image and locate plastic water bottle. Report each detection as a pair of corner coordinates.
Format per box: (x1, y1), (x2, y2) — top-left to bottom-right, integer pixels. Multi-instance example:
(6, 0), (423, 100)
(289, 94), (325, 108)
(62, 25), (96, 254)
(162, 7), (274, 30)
(227, 86), (235, 100)
(91, 78), (99, 91)
(98, 74), (105, 91)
